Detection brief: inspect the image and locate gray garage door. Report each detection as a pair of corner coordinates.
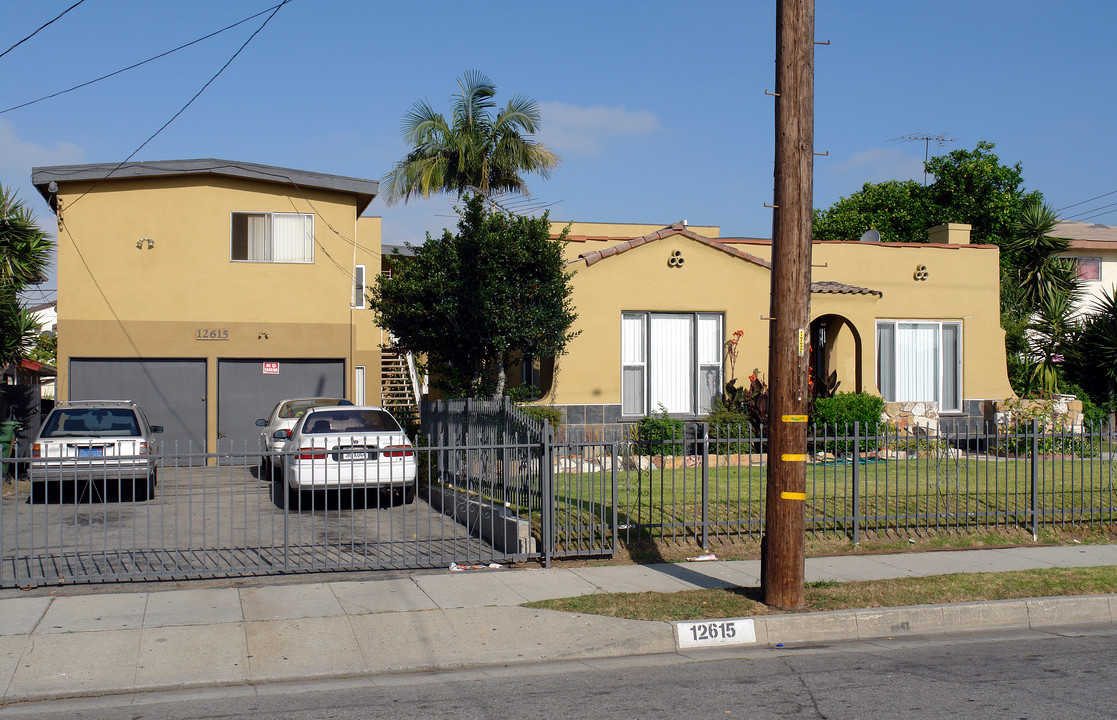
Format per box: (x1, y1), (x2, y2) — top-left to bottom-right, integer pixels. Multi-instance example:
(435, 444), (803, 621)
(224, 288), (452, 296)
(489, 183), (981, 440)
(216, 359), (345, 455)
(69, 358), (207, 453)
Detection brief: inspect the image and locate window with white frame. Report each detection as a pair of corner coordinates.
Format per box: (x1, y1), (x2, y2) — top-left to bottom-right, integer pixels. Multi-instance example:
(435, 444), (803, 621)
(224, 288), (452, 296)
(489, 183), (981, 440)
(353, 264), (366, 308)
(231, 212), (313, 263)
(621, 312), (723, 416)
(1076, 257), (1101, 282)
(876, 320), (962, 413)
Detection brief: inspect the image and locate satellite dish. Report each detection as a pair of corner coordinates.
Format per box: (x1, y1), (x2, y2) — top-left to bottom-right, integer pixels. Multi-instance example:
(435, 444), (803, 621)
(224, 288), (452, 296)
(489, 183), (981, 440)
(859, 229), (881, 243)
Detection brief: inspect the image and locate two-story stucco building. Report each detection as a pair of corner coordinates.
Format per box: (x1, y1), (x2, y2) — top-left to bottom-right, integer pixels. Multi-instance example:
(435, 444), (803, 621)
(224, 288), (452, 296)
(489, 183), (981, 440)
(32, 159), (384, 453)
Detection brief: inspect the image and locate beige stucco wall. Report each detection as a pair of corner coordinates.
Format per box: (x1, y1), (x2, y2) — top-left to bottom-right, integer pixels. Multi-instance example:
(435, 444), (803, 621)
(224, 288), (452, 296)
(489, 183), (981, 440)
(544, 227), (1013, 413)
(52, 175), (383, 448)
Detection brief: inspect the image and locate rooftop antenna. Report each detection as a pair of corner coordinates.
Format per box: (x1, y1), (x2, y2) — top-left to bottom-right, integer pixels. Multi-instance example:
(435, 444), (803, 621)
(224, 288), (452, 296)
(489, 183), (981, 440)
(890, 133), (956, 185)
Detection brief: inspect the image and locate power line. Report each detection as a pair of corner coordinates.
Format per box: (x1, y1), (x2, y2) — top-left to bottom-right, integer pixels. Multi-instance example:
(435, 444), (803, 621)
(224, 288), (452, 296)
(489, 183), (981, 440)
(0, 0), (87, 60)
(63, 0), (292, 213)
(1066, 202), (1117, 224)
(1, 3), (284, 115)
(1055, 189), (1117, 214)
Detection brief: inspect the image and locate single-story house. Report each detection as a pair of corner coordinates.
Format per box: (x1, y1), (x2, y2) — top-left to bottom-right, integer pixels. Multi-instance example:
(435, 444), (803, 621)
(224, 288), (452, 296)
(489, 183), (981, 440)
(517, 220), (1014, 438)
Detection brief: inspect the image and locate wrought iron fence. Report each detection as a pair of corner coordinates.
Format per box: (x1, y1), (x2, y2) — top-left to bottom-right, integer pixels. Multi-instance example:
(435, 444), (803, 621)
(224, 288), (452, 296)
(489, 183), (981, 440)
(3, 415), (1114, 588)
(604, 419), (1116, 546)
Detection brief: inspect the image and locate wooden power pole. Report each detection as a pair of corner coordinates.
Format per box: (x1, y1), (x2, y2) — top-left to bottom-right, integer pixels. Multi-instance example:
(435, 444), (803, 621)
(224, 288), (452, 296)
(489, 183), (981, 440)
(761, 0), (814, 610)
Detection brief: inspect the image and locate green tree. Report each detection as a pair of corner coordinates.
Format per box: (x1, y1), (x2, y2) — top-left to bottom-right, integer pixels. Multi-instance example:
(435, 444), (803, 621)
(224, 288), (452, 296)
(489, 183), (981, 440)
(380, 70), (561, 206)
(28, 331), (56, 366)
(1006, 198), (1078, 310)
(1067, 287), (1117, 423)
(1, 185), (51, 368)
(369, 194), (578, 398)
(813, 179), (932, 243)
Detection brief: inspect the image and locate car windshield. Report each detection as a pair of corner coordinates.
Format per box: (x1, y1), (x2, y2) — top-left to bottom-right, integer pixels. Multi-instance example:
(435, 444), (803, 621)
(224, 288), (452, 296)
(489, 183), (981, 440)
(278, 398), (350, 419)
(40, 409), (141, 438)
(300, 410), (402, 435)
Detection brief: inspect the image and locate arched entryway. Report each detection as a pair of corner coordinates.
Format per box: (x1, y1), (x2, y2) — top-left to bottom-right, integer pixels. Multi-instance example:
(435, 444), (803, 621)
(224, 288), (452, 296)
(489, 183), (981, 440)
(810, 314), (862, 396)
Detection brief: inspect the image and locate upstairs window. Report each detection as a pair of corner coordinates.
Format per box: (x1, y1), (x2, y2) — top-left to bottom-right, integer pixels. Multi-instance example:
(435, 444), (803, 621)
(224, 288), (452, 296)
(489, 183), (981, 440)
(231, 212), (313, 263)
(354, 264), (366, 308)
(1076, 257), (1101, 282)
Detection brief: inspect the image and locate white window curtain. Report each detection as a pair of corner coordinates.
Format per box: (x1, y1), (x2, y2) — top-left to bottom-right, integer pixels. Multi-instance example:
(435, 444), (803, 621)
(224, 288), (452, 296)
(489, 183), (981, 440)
(895, 323), (939, 403)
(271, 213), (313, 262)
(246, 214), (270, 261)
(649, 314), (693, 415)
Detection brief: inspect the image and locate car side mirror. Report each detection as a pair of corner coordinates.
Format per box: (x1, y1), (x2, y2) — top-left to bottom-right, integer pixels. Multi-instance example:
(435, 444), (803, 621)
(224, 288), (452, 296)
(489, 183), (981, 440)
(273, 429), (291, 439)
(255, 419), (267, 427)
(150, 426), (164, 434)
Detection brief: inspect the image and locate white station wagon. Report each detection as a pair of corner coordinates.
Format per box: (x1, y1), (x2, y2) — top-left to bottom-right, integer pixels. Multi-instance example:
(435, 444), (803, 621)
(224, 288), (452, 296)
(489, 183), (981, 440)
(30, 400), (163, 501)
(281, 406), (417, 504)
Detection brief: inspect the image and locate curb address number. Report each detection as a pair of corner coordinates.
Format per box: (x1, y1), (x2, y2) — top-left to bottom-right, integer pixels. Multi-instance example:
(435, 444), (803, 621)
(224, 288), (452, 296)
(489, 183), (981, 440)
(676, 618), (756, 648)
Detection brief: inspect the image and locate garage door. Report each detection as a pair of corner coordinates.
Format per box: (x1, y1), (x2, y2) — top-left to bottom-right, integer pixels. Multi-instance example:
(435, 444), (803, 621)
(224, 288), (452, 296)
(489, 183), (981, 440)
(69, 358), (207, 454)
(216, 359), (345, 454)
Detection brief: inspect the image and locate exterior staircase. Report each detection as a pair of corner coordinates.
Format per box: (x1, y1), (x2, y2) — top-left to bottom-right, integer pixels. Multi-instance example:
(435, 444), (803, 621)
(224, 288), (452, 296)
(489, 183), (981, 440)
(380, 347), (419, 425)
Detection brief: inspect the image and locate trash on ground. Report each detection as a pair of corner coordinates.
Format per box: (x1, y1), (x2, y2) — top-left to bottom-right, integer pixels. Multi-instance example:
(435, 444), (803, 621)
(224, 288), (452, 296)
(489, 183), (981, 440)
(449, 562), (502, 572)
(686, 554), (717, 562)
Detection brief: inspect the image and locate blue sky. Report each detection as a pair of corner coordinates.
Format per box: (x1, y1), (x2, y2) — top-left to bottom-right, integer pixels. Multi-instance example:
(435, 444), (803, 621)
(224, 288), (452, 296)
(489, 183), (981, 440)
(4, 1), (1116, 300)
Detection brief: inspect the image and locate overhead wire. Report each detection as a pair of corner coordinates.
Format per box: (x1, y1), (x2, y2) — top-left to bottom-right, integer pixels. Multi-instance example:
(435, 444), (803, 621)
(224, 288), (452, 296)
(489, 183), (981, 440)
(0, 0), (87, 60)
(0, 3), (285, 115)
(1056, 189), (1117, 214)
(63, 0), (292, 213)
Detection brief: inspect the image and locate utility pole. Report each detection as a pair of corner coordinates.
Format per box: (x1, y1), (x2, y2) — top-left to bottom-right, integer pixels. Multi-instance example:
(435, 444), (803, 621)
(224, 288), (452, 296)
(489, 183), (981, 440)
(761, 0), (814, 610)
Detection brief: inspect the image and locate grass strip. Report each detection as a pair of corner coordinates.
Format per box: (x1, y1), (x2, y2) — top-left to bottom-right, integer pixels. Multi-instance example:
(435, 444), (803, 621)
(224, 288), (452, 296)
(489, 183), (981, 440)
(523, 565), (1117, 622)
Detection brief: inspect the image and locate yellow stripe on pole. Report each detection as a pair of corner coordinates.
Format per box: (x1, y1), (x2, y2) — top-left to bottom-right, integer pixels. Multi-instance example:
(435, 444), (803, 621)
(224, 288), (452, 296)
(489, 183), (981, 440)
(781, 453), (807, 462)
(781, 415), (808, 423)
(781, 491), (807, 500)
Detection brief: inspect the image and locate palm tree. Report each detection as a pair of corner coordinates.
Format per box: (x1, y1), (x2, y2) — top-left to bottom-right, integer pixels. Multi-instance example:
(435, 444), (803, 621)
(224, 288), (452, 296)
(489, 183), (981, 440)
(1, 184), (51, 367)
(380, 70), (560, 206)
(1008, 198), (1079, 309)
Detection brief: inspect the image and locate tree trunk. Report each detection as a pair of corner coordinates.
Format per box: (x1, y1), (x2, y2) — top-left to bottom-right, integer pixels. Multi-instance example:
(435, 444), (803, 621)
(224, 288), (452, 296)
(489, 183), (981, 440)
(492, 351), (506, 399)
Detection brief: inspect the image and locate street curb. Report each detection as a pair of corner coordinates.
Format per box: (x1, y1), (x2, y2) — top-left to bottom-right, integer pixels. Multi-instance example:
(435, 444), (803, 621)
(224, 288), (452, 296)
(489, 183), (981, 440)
(672, 594), (1117, 649)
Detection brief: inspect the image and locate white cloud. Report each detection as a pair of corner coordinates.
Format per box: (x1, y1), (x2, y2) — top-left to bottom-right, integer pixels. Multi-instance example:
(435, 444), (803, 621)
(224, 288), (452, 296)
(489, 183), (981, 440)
(827, 147), (924, 184)
(0, 118), (85, 179)
(537, 102), (660, 155)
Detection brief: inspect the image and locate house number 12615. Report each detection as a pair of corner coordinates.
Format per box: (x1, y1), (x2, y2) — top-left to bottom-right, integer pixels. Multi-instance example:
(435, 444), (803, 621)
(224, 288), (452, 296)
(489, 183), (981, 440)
(195, 328), (229, 340)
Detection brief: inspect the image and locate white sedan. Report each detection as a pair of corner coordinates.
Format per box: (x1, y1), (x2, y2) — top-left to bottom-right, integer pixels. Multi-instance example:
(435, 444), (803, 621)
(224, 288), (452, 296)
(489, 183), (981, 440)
(281, 406), (417, 503)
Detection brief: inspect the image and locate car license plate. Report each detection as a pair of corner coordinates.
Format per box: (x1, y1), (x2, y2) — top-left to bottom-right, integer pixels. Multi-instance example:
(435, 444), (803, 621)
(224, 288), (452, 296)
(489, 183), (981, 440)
(340, 451), (370, 461)
(76, 447), (104, 457)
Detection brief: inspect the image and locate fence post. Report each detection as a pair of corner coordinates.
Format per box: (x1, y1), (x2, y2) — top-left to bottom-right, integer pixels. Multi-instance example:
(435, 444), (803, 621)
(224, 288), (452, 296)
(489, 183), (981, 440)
(852, 421), (860, 545)
(542, 424), (555, 568)
(700, 422), (709, 551)
(611, 441), (619, 556)
(1030, 418), (1039, 540)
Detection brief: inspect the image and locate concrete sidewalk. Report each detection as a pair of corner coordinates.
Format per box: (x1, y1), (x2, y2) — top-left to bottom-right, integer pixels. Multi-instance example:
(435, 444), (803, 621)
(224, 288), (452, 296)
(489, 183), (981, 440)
(2, 544), (1116, 704)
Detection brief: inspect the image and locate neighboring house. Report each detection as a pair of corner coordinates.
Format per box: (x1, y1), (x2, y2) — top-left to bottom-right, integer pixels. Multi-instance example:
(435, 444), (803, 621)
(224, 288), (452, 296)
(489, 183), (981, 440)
(31, 159), (384, 453)
(28, 300), (57, 398)
(28, 300), (57, 334)
(1053, 220), (1117, 317)
(516, 220), (1013, 438)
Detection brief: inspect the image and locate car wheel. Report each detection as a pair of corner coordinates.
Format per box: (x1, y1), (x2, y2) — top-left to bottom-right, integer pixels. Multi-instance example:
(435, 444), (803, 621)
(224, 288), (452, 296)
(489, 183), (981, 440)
(402, 485), (416, 504)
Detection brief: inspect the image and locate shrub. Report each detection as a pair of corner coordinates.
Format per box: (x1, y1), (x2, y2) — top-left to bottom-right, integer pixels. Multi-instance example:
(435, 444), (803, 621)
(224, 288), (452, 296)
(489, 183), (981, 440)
(706, 403), (758, 455)
(634, 406), (686, 456)
(811, 392), (885, 429)
(810, 392), (885, 455)
(520, 404), (562, 427)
